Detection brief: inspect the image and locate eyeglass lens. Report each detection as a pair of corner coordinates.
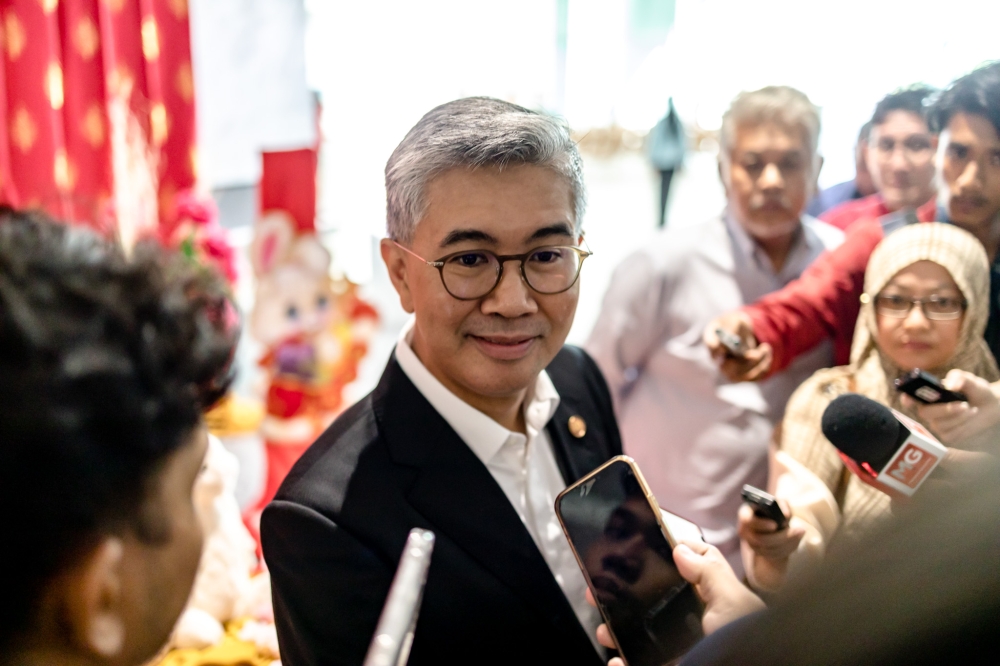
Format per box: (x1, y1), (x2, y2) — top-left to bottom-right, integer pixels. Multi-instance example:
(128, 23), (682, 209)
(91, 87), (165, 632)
(440, 247), (584, 299)
(874, 294), (965, 320)
(873, 136), (933, 161)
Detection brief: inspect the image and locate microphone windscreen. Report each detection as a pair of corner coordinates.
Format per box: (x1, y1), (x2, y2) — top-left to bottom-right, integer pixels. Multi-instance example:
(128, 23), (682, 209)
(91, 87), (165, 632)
(820, 393), (905, 471)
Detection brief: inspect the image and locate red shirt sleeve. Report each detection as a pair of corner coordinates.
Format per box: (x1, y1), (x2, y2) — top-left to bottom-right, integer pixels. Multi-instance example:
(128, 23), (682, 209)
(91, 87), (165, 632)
(743, 218), (886, 375)
(820, 195), (886, 231)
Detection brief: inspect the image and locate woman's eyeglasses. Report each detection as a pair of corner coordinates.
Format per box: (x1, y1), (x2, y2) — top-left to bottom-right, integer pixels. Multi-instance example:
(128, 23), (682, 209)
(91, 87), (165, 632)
(394, 241), (592, 301)
(870, 293), (967, 321)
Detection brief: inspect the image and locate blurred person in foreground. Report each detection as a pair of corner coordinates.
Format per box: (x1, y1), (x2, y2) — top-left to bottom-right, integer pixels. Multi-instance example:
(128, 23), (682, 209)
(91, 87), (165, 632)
(821, 86), (939, 231)
(0, 209), (236, 665)
(706, 61), (1000, 436)
(586, 86), (842, 574)
(738, 223), (998, 592)
(261, 98), (622, 665)
(805, 122), (876, 217)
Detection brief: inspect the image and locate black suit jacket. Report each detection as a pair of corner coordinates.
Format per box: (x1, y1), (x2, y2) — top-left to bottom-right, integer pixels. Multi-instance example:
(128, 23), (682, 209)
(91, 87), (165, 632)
(261, 345), (622, 665)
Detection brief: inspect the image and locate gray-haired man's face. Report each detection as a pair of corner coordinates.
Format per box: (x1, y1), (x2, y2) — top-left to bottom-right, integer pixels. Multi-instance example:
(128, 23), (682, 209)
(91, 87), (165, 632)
(382, 164), (581, 412)
(722, 121), (816, 239)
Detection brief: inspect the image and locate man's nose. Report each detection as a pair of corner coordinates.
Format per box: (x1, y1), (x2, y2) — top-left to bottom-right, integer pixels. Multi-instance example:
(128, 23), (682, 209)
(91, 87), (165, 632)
(759, 162), (784, 190)
(480, 260), (538, 317)
(956, 159), (982, 190)
(889, 145), (909, 172)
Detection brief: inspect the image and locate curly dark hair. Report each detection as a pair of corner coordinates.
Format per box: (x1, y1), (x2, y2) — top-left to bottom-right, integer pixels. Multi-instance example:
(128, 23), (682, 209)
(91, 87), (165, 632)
(931, 61), (1000, 135)
(0, 207), (237, 648)
(869, 85), (937, 135)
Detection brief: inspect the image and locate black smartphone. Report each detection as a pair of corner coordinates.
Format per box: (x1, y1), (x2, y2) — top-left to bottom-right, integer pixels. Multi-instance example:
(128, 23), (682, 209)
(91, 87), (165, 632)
(741, 485), (788, 530)
(715, 328), (746, 359)
(556, 456), (705, 666)
(894, 369), (967, 404)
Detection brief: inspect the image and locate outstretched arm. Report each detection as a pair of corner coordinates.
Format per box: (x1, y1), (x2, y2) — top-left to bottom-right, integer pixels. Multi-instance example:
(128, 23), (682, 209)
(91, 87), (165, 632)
(706, 219), (883, 381)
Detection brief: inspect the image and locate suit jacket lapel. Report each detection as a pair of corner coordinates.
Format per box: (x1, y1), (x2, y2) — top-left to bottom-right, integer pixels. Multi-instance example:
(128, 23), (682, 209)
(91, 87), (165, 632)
(546, 400), (612, 486)
(374, 356), (587, 635)
(545, 346), (623, 485)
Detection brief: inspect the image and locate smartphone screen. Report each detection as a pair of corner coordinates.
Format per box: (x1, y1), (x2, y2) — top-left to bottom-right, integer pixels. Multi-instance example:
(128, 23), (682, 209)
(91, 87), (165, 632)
(557, 458), (704, 666)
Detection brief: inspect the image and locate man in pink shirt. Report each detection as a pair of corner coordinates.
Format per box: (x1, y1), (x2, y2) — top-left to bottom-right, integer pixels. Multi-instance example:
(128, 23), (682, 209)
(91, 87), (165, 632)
(705, 62), (1000, 446)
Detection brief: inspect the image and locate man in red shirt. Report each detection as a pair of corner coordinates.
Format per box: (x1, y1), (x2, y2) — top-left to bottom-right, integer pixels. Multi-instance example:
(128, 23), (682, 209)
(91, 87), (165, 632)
(705, 62), (1000, 414)
(820, 86), (938, 230)
(821, 86), (939, 232)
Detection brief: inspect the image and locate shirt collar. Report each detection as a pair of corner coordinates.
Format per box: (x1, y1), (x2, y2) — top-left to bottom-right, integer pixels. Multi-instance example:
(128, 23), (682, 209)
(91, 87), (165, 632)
(393, 317), (561, 463)
(723, 208), (759, 260)
(723, 208), (818, 278)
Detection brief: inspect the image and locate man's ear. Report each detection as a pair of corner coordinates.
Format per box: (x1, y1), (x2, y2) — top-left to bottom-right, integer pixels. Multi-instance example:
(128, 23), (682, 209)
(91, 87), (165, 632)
(380, 239), (415, 314)
(70, 537), (126, 658)
(717, 158), (730, 196)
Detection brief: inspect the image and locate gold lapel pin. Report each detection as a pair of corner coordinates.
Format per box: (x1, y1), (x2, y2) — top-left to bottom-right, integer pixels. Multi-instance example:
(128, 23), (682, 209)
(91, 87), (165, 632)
(568, 415), (587, 438)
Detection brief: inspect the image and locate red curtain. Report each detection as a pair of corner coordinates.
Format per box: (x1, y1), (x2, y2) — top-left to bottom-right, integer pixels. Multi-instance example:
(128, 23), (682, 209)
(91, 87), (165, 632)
(0, 0), (195, 233)
(260, 148), (317, 234)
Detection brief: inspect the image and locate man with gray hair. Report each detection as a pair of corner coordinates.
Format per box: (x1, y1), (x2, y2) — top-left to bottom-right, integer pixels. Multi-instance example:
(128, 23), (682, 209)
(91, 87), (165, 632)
(262, 97), (617, 665)
(586, 86), (843, 575)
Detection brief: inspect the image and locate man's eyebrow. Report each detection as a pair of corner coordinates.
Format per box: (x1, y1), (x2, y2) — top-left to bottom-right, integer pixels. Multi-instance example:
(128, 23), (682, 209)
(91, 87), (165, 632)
(527, 222), (575, 243)
(439, 229), (498, 248)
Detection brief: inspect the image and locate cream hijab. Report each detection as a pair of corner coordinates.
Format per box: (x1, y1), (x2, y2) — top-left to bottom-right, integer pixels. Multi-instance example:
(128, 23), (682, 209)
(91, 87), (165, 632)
(779, 223), (1000, 526)
(850, 222), (1000, 410)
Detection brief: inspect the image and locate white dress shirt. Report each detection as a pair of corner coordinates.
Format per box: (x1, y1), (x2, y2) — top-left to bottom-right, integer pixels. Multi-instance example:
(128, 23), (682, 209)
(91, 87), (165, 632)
(394, 318), (602, 652)
(586, 211), (843, 575)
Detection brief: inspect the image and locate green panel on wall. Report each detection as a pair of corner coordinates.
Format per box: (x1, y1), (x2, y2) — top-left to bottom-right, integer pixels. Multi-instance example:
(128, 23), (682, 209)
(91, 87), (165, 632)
(630, 0), (676, 37)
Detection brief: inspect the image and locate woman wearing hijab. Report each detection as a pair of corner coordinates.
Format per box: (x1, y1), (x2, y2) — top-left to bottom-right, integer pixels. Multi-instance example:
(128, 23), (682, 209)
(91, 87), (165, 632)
(738, 222), (999, 592)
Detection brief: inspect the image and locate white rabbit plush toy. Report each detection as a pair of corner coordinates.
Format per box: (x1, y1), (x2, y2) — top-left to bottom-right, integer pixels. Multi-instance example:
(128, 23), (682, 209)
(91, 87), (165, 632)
(171, 434), (279, 657)
(246, 211), (343, 522)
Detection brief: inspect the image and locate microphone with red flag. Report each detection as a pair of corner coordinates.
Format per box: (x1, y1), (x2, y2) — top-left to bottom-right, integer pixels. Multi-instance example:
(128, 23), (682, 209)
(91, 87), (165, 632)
(821, 393), (948, 499)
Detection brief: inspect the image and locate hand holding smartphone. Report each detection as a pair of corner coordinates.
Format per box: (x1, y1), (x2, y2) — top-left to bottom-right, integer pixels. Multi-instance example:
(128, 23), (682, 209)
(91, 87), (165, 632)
(715, 328), (746, 359)
(895, 368), (968, 404)
(740, 485), (788, 530)
(556, 456), (705, 666)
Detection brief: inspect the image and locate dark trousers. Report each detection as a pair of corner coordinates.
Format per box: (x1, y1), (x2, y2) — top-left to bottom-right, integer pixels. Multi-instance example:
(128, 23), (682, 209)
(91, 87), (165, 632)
(658, 168), (675, 227)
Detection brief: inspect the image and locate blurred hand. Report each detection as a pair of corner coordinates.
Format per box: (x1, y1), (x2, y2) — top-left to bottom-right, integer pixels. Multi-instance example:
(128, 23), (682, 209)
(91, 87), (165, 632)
(895, 448), (998, 514)
(673, 539), (766, 634)
(928, 447), (998, 489)
(900, 371), (1000, 452)
(703, 310), (773, 382)
(588, 540), (764, 663)
(736, 502), (804, 562)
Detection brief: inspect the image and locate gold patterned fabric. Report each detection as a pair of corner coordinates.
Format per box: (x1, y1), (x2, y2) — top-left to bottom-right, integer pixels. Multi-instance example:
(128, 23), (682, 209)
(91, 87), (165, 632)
(779, 223), (1000, 539)
(151, 620), (276, 666)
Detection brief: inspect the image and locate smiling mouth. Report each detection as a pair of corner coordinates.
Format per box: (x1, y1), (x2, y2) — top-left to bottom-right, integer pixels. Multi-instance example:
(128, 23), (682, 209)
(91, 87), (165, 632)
(468, 333), (540, 360)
